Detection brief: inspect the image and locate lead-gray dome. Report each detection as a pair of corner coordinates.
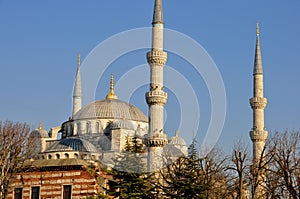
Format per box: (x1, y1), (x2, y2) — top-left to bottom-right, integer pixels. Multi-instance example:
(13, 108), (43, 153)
(73, 99), (148, 122)
(45, 137), (99, 153)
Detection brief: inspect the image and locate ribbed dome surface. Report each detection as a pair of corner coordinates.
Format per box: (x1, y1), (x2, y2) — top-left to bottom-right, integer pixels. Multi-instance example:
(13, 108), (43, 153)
(45, 137), (99, 153)
(73, 99), (148, 122)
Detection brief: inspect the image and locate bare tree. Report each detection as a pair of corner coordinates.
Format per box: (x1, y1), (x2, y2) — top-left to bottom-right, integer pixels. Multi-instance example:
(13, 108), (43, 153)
(226, 142), (251, 199)
(199, 147), (229, 198)
(0, 121), (31, 199)
(249, 142), (273, 199)
(266, 131), (300, 199)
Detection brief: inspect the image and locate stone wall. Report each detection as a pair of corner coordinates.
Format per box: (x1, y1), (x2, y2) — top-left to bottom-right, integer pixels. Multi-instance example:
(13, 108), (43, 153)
(7, 168), (100, 199)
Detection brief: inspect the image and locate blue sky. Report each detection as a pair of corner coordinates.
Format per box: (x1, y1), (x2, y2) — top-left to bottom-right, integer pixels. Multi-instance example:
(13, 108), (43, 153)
(0, 1), (299, 152)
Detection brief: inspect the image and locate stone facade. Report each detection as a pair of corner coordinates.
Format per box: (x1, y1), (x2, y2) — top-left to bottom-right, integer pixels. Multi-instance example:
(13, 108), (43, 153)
(6, 159), (107, 199)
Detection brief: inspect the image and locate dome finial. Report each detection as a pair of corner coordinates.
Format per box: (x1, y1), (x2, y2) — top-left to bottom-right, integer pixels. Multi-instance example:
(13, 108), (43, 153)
(175, 130), (179, 137)
(106, 73), (118, 100)
(38, 121), (43, 131)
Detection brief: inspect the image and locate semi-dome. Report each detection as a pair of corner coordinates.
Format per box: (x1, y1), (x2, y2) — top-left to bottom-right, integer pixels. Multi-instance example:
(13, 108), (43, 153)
(45, 137), (99, 153)
(163, 144), (185, 158)
(73, 99), (148, 122)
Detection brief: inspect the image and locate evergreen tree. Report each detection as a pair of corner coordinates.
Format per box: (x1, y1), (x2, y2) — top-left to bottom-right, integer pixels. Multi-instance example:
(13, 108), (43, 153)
(106, 136), (150, 198)
(158, 139), (209, 198)
(188, 137), (199, 161)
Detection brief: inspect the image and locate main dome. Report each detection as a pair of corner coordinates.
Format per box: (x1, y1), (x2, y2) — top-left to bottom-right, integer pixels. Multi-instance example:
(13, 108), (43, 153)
(73, 99), (148, 122)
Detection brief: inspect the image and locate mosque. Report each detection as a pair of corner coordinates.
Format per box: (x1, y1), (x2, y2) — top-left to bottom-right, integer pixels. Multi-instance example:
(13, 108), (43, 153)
(24, 0), (189, 172)
(7, 0), (268, 198)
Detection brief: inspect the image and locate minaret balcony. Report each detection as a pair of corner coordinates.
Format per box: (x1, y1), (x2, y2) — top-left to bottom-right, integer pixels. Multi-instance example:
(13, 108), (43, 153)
(250, 97), (267, 109)
(146, 91), (168, 105)
(144, 133), (168, 147)
(250, 130), (268, 142)
(147, 50), (168, 66)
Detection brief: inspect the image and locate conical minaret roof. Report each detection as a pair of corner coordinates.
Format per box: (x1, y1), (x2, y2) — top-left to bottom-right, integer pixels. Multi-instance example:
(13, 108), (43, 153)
(152, 0), (164, 24)
(73, 54), (82, 97)
(254, 23), (263, 75)
(72, 54), (82, 117)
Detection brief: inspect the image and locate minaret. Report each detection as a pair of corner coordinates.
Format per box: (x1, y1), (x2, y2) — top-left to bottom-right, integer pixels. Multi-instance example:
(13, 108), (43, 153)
(72, 54), (82, 117)
(145, 0), (168, 172)
(249, 24), (268, 196)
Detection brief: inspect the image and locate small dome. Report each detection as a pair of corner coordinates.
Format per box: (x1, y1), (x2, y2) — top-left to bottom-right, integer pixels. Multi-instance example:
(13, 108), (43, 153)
(168, 131), (188, 156)
(169, 131), (187, 146)
(109, 120), (135, 130)
(163, 144), (185, 158)
(30, 122), (49, 138)
(73, 99), (148, 122)
(31, 129), (49, 138)
(45, 137), (99, 153)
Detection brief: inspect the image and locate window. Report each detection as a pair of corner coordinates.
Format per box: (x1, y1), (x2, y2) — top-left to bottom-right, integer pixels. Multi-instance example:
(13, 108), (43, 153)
(48, 154), (52, 159)
(63, 185), (72, 199)
(31, 186), (40, 199)
(14, 188), (22, 199)
(77, 123), (81, 134)
(56, 154), (60, 159)
(96, 122), (100, 133)
(86, 122), (91, 134)
(74, 153), (79, 159)
(65, 153), (69, 159)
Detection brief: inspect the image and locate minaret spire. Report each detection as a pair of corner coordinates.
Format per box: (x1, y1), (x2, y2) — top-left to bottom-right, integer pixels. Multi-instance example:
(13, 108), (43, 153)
(153, 0), (163, 24)
(254, 23), (263, 75)
(72, 53), (82, 117)
(250, 23), (268, 197)
(145, 0), (168, 172)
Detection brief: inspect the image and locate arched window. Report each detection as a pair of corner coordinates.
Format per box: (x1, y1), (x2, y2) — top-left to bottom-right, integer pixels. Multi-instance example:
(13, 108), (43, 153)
(48, 154), (52, 160)
(77, 123), (81, 134)
(92, 155), (96, 160)
(86, 122), (91, 134)
(56, 154), (60, 159)
(96, 122), (100, 133)
(74, 153), (79, 159)
(65, 153), (69, 159)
